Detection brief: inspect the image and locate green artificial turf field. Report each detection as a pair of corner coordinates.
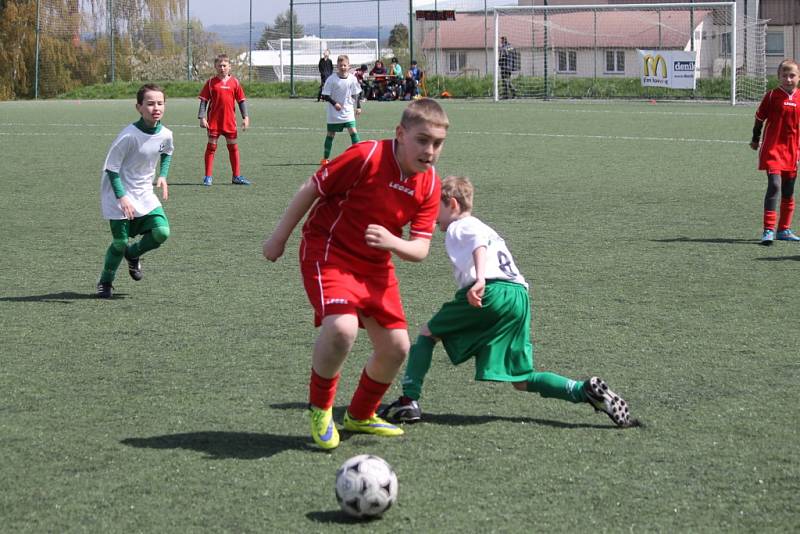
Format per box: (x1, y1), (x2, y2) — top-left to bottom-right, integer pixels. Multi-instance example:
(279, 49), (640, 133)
(1, 96), (798, 532)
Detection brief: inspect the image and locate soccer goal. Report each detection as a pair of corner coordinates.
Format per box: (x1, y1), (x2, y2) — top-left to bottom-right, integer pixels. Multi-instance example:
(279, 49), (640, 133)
(492, 2), (766, 104)
(262, 37), (379, 82)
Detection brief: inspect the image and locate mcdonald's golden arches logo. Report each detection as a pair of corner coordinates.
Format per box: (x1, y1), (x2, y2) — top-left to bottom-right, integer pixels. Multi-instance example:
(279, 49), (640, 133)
(643, 54), (667, 78)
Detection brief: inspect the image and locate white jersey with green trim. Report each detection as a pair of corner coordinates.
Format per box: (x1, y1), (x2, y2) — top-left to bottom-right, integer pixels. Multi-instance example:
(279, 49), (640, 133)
(322, 73), (362, 124)
(100, 123), (174, 220)
(444, 215), (528, 290)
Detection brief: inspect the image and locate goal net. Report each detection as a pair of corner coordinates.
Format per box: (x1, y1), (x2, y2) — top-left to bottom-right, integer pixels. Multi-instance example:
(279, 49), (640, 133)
(260, 37), (379, 82)
(490, 2), (765, 104)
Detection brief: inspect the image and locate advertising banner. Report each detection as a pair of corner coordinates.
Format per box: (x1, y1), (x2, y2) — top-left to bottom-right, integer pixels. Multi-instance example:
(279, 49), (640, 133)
(638, 50), (698, 90)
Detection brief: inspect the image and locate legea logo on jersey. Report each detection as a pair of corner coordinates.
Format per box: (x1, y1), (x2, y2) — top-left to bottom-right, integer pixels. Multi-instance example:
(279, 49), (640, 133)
(643, 54), (667, 78)
(325, 298), (349, 305)
(389, 181), (414, 196)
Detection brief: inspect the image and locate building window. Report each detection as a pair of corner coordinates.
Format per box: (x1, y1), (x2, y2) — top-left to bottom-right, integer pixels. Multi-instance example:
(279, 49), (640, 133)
(719, 32), (733, 55)
(766, 31), (784, 56)
(557, 49), (576, 73)
(448, 52), (467, 72)
(605, 50), (625, 73)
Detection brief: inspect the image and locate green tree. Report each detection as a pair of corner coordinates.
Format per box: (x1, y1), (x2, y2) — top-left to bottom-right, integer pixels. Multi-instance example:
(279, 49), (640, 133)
(387, 23), (408, 51)
(257, 9), (304, 49)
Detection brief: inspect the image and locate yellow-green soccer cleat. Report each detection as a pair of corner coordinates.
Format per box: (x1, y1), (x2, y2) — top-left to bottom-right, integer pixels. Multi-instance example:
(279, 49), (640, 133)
(309, 405), (340, 449)
(343, 411), (404, 437)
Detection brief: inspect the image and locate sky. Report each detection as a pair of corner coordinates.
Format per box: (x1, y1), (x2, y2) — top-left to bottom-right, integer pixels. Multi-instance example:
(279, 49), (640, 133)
(187, 0), (518, 27)
(188, 0), (291, 26)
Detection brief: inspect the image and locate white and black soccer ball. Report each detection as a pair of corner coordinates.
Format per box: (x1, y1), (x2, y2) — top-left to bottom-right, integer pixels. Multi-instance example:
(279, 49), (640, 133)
(335, 454), (398, 519)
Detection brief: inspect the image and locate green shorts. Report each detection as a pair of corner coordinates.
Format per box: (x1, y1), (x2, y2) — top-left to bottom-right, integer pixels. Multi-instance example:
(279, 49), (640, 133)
(427, 280), (536, 382)
(327, 121), (357, 132)
(109, 206), (169, 240)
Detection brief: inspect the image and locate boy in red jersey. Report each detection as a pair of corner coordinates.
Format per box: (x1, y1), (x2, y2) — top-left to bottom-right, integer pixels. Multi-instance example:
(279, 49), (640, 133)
(198, 54), (251, 186)
(751, 59), (800, 245)
(262, 98), (449, 449)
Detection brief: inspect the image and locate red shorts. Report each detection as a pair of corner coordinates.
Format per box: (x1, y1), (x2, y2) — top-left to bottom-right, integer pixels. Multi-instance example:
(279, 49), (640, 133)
(301, 261), (407, 329)
(207, 129), (238, 141)
(766, 169), (797, 179)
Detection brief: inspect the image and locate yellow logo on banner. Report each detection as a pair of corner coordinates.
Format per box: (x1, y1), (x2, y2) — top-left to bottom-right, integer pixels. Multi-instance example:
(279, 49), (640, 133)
(643, 54), (667, 78)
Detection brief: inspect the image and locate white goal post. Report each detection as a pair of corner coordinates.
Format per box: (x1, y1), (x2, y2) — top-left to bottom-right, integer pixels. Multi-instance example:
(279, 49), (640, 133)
(259, 37), (379, 82)
(492, 2), (766, 105)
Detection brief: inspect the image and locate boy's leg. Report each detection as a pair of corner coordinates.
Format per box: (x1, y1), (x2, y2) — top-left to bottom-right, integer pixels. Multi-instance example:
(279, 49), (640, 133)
(344, 316), (406, 436)
(761, 173), (781, 244)
(99, 219), (129, 285)
(323, 131), (335, 160)
(521, 372), (586, 403)
(204, 136), (218, 183)
(400, 332), (436, 401)
(347, 126), (361, 145)
(123, 209), (170, 281)
(308, 313), (359, 449)
(777, 174), (798, 238)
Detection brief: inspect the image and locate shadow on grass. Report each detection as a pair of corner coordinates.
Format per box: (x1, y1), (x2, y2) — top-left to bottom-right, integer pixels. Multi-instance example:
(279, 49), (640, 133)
(755, 255), (800, 261)
(306, 510), (377, 524)
(121, 431), (317, 459)
(652, 237), (757, 245)
(269, 402), (613, 430)
(0, 291), (128, 303)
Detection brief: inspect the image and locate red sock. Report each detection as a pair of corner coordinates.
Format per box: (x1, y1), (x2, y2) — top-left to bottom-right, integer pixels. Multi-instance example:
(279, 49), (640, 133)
(204, 143), (217, 176)
(309, 369), (339, 410)
(778, 198), (795, 231)
(763, 210), (777, 231)
(348, 369), (391, 420)
(227, 143), (241, 177)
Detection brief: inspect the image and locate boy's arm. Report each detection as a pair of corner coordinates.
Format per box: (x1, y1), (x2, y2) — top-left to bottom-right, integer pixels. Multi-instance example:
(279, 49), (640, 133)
(106, 170), (135, 220)
(750, 118), (764, 150)
(238, 100), (249, 130)
(263, 177), (320, 261)
(198, 99), (209, 129)
(466, 245), (488, 308)
(156, 153), (171, 201)
(364, 225), (431, 262)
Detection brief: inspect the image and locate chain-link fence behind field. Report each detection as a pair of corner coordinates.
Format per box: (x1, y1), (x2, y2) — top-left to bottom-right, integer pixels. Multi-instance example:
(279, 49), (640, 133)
(25, 0), (764, 103)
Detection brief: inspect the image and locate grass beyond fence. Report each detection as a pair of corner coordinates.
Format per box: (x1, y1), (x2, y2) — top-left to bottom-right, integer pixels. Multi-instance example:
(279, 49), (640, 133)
(1, 98), (798, 532)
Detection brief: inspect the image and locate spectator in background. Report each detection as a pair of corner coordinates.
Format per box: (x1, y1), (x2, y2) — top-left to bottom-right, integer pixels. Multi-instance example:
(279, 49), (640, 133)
(370, 60), (388, 98)
(499, 36), (517, 99)
(317, 49), (334, 102)
(402, 70), (417, 100)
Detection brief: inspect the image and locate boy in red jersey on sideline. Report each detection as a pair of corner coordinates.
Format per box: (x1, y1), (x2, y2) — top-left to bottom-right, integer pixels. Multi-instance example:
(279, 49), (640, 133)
(751, 59), (800, 245)
(262, 98), (449, 450)
(198, 54), (251, 186)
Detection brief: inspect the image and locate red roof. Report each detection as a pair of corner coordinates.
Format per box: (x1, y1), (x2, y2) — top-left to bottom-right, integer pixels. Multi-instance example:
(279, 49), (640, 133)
(420, 10), (709, 49)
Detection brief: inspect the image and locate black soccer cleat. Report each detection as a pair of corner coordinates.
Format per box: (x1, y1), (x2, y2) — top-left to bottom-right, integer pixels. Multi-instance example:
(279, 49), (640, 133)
(96, 281), (113, 299)
(584, 377), (638, 428)
(379, 397), (422, 424)
(125, 253), (143, 281)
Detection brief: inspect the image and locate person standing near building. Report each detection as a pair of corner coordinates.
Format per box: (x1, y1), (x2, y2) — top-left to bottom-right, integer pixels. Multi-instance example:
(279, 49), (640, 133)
(499, 36), (517, 99)
(317, 49), (334, 102)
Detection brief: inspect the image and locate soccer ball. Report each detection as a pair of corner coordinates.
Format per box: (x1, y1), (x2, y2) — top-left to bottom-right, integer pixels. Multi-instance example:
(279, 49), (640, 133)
(335, 454), (398, 519)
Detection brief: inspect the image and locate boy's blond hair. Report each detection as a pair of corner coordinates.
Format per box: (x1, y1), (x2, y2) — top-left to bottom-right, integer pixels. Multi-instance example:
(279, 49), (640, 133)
(778, 59), (799, 74)
(400, 98), (450, 130)
(214, 53), (230, 65)
(441, 176), (473, 213)
(337, 55), (350, 64)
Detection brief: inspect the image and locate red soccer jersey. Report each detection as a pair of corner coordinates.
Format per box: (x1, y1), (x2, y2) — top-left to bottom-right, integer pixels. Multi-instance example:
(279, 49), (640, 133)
(198, 75), (245, 133)
(755, 87), (800, 172)
(300, 139), (441, 274)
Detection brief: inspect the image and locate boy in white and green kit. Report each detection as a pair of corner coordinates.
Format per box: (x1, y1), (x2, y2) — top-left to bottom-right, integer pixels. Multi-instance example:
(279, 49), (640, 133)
(381, 176), (638, 427)
(96, 84), (173, 298)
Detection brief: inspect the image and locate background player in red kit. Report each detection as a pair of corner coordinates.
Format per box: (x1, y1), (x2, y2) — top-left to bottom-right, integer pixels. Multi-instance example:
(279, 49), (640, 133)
(198, 54), (251, 186)
(262, 98), (449, 450)
(751, 59), (800, 245)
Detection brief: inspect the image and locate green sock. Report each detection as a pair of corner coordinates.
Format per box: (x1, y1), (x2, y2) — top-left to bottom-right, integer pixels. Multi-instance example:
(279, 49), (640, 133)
(401, 335), (436, 401)
(126, 227), (168, 258)
(526, 372), (586, 403)
(349, 132), (360, 144)
(100, 242), (125, 283)
(323, 136), (334, 159)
